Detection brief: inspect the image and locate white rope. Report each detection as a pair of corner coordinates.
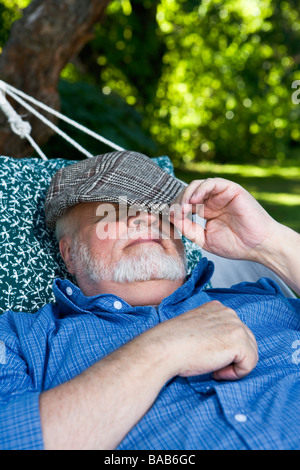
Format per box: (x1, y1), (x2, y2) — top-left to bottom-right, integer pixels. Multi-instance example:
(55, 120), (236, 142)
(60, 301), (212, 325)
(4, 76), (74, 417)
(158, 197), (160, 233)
(25, 133), (49, 161)
(0, 89), (48, 160)
(1, 85), (96, 160)
(0, 80), (125, 157)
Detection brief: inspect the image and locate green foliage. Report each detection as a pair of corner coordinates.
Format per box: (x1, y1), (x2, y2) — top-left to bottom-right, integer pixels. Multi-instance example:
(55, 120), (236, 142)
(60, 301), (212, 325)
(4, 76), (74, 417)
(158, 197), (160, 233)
(176, 160), (300, 232)
(1, 0), (300, 165)
(151, 0), (300, 164)
(76, 0), (300, 164)
(80, 0), (165, 110)
(42, 79), (158, 160)
(0, 0), (31, 48)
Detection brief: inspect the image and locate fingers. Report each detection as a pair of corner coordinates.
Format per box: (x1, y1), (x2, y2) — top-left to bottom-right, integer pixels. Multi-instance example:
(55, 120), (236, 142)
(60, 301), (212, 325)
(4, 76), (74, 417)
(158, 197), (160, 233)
(189, 178), (236, 205)
(173, 178), (238, 207)
(173, 179), (206, 206)
(199, 301), (259, 381)
(168, 203), (205, 247)
(169, 181), (208, 246)
(213, 365), (240, 381)
(170, 179), (241, 240)
(213, 346), (259, 381)
(172, 301), (259, 380)
(213, 326), (259, 381)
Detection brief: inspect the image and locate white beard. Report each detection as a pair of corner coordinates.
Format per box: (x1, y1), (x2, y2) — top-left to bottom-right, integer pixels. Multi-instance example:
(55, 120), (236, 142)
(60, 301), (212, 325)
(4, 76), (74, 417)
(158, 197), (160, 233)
(71, 238), (187, 284)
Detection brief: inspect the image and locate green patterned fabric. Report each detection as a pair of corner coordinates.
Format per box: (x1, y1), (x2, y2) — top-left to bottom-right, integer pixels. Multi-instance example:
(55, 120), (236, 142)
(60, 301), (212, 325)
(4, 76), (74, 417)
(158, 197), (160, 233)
(0, 155), (206, 314)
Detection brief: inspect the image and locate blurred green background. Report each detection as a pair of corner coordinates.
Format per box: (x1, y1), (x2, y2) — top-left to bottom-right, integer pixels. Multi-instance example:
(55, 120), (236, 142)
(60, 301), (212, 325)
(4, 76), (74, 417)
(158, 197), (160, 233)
(1, 0), (300, 231)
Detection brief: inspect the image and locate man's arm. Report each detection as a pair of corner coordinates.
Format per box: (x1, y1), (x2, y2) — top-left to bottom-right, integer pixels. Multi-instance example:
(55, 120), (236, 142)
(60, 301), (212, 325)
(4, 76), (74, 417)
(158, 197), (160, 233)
(170, 178), (300, 295)
(255, 222), (300, 296)
(40, 301), (258, 449)
(40, 327), (171, 450)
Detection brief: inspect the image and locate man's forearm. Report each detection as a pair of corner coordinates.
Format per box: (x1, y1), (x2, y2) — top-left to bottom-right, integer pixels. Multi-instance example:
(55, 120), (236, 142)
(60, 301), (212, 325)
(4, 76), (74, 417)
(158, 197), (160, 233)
(40, 329), (174, 450)
(39, 301), (258, 449)
(255, 222), (300, 295)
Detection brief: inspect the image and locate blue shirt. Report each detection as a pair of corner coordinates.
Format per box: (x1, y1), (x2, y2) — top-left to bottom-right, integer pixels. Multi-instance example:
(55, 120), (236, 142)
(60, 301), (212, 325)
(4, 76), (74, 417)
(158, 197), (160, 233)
(0, 258), (300, 450)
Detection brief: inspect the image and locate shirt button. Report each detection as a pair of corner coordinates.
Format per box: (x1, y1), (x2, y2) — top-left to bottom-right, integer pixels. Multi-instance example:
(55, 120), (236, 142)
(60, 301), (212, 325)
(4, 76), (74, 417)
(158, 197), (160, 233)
(234, 413), (247, 423)
(66, 287), (73, 296)
(113, 300), (122, 310)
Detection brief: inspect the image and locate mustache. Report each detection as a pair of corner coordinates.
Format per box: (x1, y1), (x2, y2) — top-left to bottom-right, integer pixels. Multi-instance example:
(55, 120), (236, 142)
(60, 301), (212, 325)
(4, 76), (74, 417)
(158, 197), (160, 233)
(115, 225), (172, 251)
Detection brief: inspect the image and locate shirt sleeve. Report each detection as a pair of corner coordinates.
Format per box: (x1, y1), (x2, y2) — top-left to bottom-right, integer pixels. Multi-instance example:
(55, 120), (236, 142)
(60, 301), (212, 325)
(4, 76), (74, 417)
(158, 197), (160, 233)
(0, 393), (43, 450)
(0, 310), (45, 450)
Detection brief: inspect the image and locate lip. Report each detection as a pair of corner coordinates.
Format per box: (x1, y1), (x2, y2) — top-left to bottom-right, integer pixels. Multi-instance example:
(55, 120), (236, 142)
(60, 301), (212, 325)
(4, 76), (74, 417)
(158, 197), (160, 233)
(126, 238), (162, 248)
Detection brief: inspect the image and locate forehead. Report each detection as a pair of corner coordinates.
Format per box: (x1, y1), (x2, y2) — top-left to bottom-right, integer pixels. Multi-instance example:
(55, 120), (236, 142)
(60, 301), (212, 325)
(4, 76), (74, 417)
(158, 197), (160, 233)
(73, 201), (118, 214)
(68, 202), (117, 225)
(70, 201), (151, 216)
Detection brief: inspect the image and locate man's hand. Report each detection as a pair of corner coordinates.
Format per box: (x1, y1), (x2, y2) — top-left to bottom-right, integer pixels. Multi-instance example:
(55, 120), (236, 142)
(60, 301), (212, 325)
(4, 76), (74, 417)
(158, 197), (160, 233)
(40, 300), (258, 449)
(155, 300), (258, 381)
(169, 177), (277, 261)
(169, 177), (300, 295)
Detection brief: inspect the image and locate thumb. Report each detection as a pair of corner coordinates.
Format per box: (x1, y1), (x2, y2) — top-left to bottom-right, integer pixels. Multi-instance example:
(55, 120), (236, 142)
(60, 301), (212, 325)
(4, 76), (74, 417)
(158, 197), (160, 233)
(213, 354), (257, 381)
(169, 203), (205, 247)
(213, 365), (241, 381)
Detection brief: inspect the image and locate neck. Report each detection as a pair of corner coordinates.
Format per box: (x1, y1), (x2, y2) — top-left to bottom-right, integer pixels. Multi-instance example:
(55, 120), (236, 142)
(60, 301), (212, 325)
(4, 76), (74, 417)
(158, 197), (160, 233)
(78, 278), (185, 306)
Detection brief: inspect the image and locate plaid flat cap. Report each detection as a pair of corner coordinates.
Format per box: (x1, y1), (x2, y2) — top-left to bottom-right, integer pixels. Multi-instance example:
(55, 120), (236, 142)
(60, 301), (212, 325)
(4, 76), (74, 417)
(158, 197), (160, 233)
(44, 151), (185, 230)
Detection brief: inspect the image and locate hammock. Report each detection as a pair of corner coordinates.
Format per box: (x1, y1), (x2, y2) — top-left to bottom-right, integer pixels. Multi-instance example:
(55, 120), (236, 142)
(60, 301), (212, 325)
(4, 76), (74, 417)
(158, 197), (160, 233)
(0, 79), (124, 161)
(0, 79), (295, 314)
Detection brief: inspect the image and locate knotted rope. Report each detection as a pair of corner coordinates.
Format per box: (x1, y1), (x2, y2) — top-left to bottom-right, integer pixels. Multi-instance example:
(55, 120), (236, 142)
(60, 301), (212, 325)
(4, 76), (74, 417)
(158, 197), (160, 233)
(0, 80), (125, 161)
(0, 87), (48, 160)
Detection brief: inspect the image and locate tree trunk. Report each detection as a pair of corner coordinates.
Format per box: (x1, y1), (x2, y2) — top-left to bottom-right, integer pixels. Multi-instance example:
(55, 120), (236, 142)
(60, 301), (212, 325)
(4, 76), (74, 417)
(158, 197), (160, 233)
(0, 0), (111, 158)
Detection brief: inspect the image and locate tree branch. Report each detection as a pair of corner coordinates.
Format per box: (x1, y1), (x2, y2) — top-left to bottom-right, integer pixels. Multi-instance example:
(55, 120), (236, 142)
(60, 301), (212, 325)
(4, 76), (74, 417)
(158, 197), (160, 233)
(0, 0), (111, 158)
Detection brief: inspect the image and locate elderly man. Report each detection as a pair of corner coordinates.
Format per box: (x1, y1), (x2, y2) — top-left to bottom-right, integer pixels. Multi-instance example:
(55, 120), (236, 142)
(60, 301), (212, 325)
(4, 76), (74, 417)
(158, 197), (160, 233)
(0, 151), (300, 450)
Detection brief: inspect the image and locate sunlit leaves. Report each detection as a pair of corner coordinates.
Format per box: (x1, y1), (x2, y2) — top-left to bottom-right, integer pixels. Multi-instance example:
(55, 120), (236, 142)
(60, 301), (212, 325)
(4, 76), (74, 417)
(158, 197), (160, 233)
(0, 0), (31, 46)
(1, 0), (300, 164)
(151, 0), (300, 163)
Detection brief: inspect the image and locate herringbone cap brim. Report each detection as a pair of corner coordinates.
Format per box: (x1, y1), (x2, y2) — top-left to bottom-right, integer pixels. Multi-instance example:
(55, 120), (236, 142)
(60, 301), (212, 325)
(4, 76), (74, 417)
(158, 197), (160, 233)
(44, 151), (185, 230)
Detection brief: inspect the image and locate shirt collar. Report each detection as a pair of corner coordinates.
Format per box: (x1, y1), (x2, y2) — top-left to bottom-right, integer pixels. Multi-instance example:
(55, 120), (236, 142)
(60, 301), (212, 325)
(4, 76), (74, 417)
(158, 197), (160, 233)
(52, 257), (214, 315)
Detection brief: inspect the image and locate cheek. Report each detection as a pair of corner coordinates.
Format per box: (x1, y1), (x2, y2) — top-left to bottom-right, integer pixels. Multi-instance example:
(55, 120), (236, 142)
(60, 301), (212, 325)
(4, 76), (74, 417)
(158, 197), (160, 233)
(174, 239), (186, 259)
(89, 228), (123, 264)
(90, 238), (115, 262)
(95, 220), (128, 242)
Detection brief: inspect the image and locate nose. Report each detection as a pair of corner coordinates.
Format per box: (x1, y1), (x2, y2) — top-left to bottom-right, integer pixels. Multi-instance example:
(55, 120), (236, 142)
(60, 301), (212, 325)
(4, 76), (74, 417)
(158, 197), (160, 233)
(127, 208), (158, 229)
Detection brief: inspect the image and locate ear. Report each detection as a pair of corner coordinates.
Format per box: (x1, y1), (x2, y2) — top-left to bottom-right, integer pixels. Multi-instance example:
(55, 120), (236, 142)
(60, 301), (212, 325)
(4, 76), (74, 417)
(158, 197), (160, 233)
(59, 236), (75, 275)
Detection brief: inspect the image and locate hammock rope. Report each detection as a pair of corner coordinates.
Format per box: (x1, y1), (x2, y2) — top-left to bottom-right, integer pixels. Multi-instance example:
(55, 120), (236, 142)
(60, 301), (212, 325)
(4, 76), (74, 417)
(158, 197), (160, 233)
(0, 80), (125, 161)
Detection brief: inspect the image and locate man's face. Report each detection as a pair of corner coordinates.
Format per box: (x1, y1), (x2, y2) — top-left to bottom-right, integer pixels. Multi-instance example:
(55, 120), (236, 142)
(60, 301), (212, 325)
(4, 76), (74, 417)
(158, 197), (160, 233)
(66, 202), (187, 284)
